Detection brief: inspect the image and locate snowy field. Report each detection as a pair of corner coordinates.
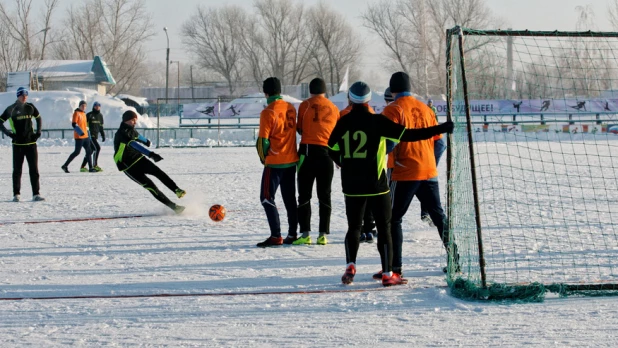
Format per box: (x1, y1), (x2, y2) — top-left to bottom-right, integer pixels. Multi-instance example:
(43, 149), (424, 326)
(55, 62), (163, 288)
(0, 145), (617, 346)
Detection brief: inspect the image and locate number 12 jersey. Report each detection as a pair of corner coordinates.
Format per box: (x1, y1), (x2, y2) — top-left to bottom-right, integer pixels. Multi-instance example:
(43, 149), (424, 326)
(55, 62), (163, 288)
(328, 105), (406, 197)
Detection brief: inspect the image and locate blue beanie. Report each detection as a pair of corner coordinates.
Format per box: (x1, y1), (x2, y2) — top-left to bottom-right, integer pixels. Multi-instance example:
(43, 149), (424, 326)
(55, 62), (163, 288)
(384, 87), (393, 102)
(93, 101), (101, 107)
(348, 81), (371, 104)
(16, 87), (28, 98)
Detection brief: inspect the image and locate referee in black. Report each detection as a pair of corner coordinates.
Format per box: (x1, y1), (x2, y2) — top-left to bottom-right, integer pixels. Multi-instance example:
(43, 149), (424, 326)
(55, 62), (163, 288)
(0, 87), (45, 202)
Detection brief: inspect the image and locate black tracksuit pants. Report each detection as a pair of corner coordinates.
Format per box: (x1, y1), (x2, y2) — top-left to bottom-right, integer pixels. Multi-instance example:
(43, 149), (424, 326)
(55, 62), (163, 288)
(12, 144), (40, 196)
(297, 145), (333, 234)
(344, 193), (393, 273)
(64, 138), (92, 170)
(260, 166), (298, 238)
(81, 138), (101, 168)
(124, 158), (179, 209)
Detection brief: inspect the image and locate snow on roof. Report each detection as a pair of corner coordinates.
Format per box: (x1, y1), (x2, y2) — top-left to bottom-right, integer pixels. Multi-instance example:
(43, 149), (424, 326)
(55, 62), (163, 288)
(30, 60), (94, 75)
(24, 57), (115, 85)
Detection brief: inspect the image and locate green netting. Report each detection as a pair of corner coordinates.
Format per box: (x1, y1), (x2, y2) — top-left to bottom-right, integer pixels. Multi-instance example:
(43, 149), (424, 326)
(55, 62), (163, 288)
(446, 27), (618, 302)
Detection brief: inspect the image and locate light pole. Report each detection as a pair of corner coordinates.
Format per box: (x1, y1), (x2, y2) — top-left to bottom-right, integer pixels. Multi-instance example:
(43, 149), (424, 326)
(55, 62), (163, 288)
(160, 27), (170, 148)
(170, 61), (180, 116)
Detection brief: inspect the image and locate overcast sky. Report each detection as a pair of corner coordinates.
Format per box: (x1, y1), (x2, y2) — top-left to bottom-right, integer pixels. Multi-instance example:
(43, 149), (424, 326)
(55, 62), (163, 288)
(46, 0), (616, 84)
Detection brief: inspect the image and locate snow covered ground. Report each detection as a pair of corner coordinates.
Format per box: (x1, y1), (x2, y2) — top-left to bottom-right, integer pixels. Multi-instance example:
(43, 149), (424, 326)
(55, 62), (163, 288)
(0, 146), (617, 346)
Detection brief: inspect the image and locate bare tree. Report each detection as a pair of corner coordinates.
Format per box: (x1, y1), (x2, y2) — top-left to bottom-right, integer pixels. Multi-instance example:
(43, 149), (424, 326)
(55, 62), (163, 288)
(363, 0), (500, 96)
(181, 5), (247, 96)
(308, 2), (362, 95)
(245, 0), (316, 85)
(362, 0), (410, 74)
(57, 0), (154, 95)
(37, 0), (59, 60)
(0, 0), (35, 60)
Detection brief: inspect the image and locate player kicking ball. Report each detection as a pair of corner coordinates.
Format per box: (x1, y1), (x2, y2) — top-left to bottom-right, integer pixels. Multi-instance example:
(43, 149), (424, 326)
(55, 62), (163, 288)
(113, 110), (186, 214)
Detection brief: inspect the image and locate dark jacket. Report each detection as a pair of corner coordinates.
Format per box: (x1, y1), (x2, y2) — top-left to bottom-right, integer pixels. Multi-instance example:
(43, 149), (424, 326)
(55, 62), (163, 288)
(0, 101), (41, 145)
(113, 122), (145, 171)
(87, 109), (105, 140)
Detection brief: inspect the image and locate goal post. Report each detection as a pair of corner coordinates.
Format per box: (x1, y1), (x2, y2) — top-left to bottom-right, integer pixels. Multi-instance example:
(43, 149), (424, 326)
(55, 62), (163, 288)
(446, 26), (618, 301)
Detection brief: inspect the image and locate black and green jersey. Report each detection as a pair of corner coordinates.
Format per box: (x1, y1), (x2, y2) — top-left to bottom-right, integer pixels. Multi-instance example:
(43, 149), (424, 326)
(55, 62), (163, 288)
(87, 110), (105, 139)
(113, 122), (144, 171)
(328, 104), (446, 196)
(0, 101), (41, 145)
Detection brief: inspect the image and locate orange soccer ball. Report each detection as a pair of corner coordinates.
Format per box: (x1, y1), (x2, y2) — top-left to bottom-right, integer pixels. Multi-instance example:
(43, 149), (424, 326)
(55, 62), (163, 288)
(209, 204), (226, 222)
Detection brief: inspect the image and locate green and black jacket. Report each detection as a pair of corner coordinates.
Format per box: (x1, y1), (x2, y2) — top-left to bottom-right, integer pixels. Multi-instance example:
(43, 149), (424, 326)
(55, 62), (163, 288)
(327, 104), (445, 197)
(0, 101), (41, 145)
(87, 109), (105, 140)
(113, 122), (146, 171)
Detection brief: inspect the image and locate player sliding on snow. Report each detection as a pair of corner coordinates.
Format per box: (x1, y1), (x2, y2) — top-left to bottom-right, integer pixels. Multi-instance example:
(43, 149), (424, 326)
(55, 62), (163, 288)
(113, 110), (186, 214)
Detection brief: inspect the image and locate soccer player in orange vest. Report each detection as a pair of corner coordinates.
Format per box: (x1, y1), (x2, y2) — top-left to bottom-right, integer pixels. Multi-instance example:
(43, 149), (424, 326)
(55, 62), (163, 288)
(293, 78), (340, 246)
(256, 77), (299, 247)
(61, 100), (94, 173)
(382, 72), (459, 276)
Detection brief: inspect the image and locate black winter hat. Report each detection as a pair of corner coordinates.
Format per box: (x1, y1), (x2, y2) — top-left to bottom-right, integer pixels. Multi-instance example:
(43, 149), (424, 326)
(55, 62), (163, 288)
(348, 81), (371, 104)
(384, 87), (394, 102)
(389, 71), (411, 93)
(122, 110), (138, 122)
(309, 78), (327, 94)
(79, 100), (87, 106)
(263, 77), (282, 95)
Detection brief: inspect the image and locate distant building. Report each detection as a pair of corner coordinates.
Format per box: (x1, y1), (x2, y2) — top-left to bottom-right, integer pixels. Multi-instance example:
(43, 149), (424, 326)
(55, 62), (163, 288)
(12, 56), (116, 94)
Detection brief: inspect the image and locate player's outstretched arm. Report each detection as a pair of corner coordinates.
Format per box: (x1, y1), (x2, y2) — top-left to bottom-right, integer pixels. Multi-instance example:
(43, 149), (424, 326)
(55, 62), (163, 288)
(400, 121), (453, 142)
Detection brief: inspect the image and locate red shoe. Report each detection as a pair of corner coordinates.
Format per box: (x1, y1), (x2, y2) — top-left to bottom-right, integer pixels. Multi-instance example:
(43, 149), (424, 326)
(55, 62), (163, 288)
(373, 270), (404, 280)
(382, 272), (408, 287)
(256, 236), (283, 248)
(341, 264), (356, 284)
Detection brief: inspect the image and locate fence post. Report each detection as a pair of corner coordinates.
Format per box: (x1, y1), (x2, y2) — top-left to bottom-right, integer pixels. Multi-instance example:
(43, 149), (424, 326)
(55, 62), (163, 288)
(596, 113), (601, 125)
(569, 114), (574, 125)
(512, 114), (517, 125)
(541, 114), (545, 125)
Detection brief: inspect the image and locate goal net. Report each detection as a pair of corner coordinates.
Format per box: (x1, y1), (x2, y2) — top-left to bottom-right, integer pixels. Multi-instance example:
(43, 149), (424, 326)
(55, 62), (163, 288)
(446, 27), (618, 301)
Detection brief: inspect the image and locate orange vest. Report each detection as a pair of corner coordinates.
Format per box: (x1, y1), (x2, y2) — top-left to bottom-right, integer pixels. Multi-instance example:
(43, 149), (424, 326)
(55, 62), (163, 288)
(383, 96), (440, 181)
(297, 95), (340, 146)
(72, 109), (88, 139)
(259, 99), (299, 165)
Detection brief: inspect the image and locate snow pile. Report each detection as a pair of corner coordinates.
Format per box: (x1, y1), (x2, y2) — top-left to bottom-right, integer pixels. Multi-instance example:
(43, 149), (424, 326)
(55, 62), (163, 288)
(0, 88), (153, 129)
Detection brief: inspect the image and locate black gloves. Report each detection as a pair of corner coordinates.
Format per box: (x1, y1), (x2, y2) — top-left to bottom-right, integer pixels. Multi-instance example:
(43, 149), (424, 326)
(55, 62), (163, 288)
(438, 121), (454, 134)
(35, 131), (41, 140)
(7, 133), (15, 139)
(102, 135), (106, 142)
(149, 152), (163, 162)
(145, 139), (151, 147)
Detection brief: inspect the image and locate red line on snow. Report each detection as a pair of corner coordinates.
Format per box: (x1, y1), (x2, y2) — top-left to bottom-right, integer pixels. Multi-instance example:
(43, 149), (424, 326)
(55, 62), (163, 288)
(0, 214), (160, 226)
(0, 286), (442, 302)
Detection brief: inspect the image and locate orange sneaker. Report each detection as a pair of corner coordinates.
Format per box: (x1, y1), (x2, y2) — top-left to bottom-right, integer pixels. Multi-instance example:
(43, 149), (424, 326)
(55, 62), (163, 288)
(373, 270), (404, 280)
(382, 272), (408, 287)
(341, 264), (356, 284)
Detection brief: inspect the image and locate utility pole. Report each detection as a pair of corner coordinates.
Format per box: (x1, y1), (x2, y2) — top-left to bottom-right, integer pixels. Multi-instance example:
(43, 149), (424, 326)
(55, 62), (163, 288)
(161, 27), (170, 148)
(506, 28), (513, 99)
(171, 61), (180, 116)
(190, 65), (195, 102)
